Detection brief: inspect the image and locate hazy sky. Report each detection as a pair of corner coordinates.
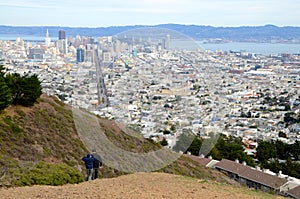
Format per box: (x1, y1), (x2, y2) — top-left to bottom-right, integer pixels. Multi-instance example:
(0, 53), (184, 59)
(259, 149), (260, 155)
(0, 0), (299, 27)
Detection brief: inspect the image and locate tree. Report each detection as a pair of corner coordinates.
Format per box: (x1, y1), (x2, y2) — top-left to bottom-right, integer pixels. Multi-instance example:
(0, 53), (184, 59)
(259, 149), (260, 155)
(186, 136), (203, 156)
(275, 140), (287, 159)
(0, 76), (12, 110)
(0, 65), (5, 77)
(6, 74), (42, 106)
(205, 135), (255, 166)
(209, 146), (222, 160)
(278, 131), (287, 138)
(283, 157), (300, 179)
(264, 159), (283, 173)
(290, 140), (300, 160)
(0, 66), (42, 109)
(172, 129), (195, 153)
(160, 137), (168, 146)
(256, 141), (276, 163)
(284, 112), (296, 124)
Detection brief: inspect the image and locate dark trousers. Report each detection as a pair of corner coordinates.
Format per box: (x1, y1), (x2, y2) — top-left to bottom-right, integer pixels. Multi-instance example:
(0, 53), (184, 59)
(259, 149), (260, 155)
(93, 168), (99, 180)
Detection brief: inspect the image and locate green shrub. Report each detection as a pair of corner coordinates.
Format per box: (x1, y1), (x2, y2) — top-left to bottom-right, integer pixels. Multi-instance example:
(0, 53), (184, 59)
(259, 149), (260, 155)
(14, 161), (84, 186)
(3, 116), (23, 136)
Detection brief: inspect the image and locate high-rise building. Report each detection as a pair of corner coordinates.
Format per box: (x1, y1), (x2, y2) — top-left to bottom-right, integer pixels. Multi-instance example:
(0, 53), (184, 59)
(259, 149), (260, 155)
(166, 34), (170, 49)
(161, 39), (166, 49)
(103, 52), (111, 62)
(74, 35), (81, 48)
(68, 35), (74, 45)
(29, 48), (45, 59)
(45, 29), (51, 47)
(58, 30), (66, 40)
(76, 48), (85, 63)
(58, 30), (67, 54)
(87, 36), (94, 44)
(57, 39), (68, 54)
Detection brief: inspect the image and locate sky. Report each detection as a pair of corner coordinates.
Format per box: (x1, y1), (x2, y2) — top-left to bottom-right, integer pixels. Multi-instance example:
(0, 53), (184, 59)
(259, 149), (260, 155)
(0, 0), (300, 27)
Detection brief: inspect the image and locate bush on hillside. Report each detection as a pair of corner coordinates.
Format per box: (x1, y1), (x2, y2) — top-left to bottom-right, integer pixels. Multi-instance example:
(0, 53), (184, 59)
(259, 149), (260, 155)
(14, 161), (84, 186)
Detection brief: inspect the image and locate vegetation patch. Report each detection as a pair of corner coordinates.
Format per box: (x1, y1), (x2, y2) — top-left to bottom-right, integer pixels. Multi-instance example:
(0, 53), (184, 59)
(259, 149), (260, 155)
(14, 161), (84, 186)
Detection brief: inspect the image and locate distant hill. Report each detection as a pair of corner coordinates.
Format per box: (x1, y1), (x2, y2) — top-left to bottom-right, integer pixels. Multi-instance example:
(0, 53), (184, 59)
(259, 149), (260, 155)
(0, 94), (233, 187)
(1, 24), (300, 42)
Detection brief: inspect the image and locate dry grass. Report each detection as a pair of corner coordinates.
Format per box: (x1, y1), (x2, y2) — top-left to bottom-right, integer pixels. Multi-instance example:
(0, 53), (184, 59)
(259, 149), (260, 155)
(0, 172), (284, 199)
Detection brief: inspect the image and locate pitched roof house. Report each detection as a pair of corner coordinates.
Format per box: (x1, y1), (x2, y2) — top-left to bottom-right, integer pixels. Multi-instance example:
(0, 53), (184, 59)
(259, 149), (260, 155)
(215, 159), (287, 193)
(287, 185), (300, 199)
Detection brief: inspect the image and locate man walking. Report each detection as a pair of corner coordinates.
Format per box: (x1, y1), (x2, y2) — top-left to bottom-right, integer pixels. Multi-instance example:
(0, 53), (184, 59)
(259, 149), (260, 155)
(82, 154), (95, 181)
(92, 149), (103, 180)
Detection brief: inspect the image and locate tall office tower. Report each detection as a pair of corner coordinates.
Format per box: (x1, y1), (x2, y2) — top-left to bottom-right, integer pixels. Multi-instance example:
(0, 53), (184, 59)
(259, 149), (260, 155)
(161, 38), (166, 49)
(166, 34), (170, 49)
(19, 39), (25, 47)
(114, 39), (121, 54)
(58, 30), (66, 40)
(63, 39), (68, 54)
(58, 30), (67, 54)
(82, 36), (88, 46)
(87, 36), (94, 44)
(68, 35), (74, 45)
(74, 35), (81, 48)
(76, 48), (85, 63)
(103, 52), (111, 63)
(45, 29), (51, 47)
(57, 39), (68, 54)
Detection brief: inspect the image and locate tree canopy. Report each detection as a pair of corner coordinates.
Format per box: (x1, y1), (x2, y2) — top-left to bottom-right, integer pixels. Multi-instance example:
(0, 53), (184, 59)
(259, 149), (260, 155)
(0, 65), (42, 110)
(0, 76), (12, 110)
(174, 133), (255, 166)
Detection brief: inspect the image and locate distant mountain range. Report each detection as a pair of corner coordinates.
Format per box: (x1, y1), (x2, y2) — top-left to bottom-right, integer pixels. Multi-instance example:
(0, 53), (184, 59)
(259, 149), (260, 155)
(1, 24), (300, 43)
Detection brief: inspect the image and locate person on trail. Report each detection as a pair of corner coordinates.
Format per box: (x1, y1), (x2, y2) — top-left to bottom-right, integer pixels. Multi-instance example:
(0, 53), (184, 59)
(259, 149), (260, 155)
(82, 154), (95, 181)
(91, 149), (103, 180)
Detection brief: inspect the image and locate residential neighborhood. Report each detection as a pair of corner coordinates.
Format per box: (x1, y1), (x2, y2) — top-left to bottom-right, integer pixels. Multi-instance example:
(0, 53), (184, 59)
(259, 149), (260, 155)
(0, 30), (300, 197)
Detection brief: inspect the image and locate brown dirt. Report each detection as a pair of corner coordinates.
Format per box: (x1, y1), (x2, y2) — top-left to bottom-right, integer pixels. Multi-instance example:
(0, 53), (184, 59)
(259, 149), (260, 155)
(99, 118), (123, 135)
(0, 172), (284, 199)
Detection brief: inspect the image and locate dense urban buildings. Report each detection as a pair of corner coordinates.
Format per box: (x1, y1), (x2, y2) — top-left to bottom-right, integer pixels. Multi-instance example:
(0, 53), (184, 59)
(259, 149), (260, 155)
(0, 29), (300, 197)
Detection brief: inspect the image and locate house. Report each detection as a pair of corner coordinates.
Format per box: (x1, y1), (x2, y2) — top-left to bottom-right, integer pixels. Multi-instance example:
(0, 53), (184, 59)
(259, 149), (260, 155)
(215, 159), (287, 194)
(287, 185), (300, 199)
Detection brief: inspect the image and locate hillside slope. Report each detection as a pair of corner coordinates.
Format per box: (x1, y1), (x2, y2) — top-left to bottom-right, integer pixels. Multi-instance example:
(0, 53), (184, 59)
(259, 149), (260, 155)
(0, 94), (89, 186)
(0, 172), (284, 199)
(0, 94), (233, 187)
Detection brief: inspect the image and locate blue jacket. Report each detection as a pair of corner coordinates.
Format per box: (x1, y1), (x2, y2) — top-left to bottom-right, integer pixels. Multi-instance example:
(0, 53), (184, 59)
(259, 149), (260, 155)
(82, 154), (95, 169)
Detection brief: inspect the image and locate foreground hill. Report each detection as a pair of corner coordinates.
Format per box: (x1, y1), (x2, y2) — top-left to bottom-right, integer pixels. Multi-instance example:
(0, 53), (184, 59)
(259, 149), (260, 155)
(0, 95), (287, 198)
(0, 172), (284, 199)
(0, 94), (233, 187)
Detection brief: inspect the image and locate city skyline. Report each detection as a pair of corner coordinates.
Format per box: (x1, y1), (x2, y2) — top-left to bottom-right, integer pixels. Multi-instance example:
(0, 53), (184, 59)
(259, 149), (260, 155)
(0, 0), (300, 27)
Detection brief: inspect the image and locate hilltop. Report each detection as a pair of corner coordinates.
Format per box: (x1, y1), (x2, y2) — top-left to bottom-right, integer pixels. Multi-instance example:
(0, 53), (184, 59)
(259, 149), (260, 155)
(0, 172), (284, 199)
(0, 94), (233, 187)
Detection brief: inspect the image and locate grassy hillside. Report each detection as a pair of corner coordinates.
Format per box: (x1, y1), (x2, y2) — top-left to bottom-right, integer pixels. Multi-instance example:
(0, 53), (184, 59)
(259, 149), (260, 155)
(0, 94), (233, 187)
(0, 94), (88, 186)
